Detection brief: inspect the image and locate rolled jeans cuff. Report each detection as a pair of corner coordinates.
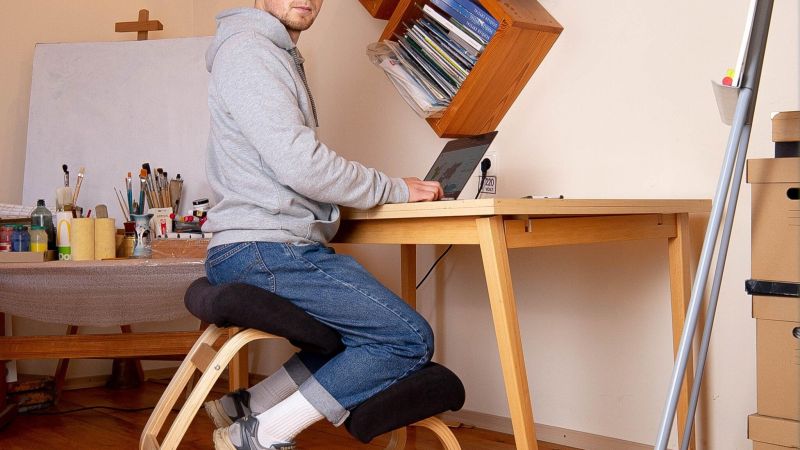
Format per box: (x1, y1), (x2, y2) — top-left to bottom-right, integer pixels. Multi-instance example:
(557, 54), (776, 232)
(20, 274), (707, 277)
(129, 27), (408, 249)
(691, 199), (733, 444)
(299, 375), (350, 426)
(284, 354), (313, 387)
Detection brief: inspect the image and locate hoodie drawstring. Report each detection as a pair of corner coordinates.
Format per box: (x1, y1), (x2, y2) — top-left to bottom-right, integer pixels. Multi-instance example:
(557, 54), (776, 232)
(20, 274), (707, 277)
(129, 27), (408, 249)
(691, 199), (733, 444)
(288, 48), (318, 127)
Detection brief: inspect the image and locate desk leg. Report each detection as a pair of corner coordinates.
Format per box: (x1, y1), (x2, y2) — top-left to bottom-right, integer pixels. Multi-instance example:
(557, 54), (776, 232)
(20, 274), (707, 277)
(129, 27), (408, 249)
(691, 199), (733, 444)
(477, 216), (538, 450)
(401, 245), (417, 309)
(668, 213), (696, 450)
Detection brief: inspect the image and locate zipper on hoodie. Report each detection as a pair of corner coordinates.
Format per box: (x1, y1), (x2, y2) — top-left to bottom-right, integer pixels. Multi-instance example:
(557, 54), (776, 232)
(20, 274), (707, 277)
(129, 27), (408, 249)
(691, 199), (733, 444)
(288, 48), (319, 127)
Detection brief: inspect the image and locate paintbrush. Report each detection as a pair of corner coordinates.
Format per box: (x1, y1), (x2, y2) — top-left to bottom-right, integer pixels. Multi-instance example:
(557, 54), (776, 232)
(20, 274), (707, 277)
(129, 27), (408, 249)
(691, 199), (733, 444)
(114, 187), (129, 219)
(62, 164), (69, 187)
(126, 172), (133, 217)
(139, 169), (147, 214)
(156, 167), (166, 208)
(71, 167), (85, 207)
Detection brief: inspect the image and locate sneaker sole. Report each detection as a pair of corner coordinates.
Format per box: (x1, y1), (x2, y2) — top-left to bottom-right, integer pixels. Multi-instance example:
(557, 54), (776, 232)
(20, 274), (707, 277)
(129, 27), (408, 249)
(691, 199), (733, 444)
(212, 426), (238, 450)
(204, 400), (234, 429)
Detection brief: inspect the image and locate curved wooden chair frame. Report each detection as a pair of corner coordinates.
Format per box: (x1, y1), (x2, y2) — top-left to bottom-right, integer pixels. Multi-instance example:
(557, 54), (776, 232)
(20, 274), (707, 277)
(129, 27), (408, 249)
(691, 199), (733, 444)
(140, 325), (460, 450)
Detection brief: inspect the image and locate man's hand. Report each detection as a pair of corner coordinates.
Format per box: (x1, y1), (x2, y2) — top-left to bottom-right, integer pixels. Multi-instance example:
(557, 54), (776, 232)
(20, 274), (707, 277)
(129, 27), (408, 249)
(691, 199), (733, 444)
(403, 178), (444, 202)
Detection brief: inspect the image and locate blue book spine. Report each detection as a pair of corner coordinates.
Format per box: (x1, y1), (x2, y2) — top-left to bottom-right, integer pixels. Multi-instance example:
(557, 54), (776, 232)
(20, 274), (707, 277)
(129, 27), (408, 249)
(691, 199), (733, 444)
(450, 0), (499, 30)
(429, 0), (494, 43)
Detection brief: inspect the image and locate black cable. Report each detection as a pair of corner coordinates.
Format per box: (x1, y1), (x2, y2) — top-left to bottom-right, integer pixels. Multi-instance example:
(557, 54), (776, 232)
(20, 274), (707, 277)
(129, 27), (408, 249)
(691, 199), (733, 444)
(416, 158), (492, 290)
(415, 244), (453, 289)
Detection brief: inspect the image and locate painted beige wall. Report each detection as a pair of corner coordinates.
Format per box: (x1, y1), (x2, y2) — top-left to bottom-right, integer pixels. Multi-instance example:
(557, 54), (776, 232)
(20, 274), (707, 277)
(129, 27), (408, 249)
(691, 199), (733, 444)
(1, 1), (798, 449)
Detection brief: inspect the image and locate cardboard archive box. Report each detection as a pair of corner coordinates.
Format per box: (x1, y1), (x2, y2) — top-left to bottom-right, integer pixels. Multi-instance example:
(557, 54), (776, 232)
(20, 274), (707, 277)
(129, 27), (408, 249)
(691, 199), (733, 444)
(772, 111), (800, 143)
(752, 295), (800, 421)
(754, 443), (798, 450)
(749, 414), (799, 449)
(747, 158), (800, 283)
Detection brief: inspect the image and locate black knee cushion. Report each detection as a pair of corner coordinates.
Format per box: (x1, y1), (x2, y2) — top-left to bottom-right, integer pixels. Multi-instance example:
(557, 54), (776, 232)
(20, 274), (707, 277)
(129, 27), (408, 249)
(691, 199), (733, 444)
(345, 362), (465, 443)
(184, 277), (343, 355)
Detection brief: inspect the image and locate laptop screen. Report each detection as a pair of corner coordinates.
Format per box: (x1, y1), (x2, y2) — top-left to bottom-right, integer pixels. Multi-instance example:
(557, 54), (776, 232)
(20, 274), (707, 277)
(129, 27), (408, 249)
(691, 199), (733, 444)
(424, 131), (498, 199)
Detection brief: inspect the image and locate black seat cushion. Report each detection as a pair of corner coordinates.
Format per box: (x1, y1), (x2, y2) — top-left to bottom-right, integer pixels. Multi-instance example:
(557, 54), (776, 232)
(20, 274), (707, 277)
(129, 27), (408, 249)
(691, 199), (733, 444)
(345, 362), (465, 443)
(184, 277), (343, 355)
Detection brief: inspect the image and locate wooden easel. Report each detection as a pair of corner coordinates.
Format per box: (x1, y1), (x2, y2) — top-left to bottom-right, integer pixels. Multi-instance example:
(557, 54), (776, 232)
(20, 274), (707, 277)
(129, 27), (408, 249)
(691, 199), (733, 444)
(115, 9), (163, 41)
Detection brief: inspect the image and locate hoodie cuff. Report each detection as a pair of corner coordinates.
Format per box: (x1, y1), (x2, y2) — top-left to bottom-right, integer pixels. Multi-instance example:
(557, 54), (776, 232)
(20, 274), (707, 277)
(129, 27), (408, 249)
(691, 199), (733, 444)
(388, 178), (410, 204)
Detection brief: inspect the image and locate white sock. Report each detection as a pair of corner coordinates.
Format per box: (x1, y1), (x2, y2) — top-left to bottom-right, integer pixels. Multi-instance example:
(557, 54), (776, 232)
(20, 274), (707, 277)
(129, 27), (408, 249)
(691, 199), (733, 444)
(255, 391), (324, 446)
(245, 366), (299, 414)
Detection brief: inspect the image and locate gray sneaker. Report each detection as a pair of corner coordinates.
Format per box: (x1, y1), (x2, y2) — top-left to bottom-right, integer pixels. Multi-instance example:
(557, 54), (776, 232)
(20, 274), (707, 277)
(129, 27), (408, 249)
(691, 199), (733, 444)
(204, 388), (252, 429)
(212, 416), (296, 450)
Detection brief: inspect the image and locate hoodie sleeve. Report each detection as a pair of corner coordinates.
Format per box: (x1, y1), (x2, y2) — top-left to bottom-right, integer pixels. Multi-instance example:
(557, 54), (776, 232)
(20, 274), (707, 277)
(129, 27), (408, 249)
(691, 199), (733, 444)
(210, 33), (409, 208)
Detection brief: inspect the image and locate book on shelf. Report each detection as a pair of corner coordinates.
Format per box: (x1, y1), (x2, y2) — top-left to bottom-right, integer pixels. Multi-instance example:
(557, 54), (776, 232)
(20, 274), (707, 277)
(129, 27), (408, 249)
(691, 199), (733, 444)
(395, 35), (457, 97)
(429, 0), (497, 43)
(401, 36), (459, 94)
(449, 0), (499, 30)
(387, 41), (450, 102)
(418, 18), (477, 68)
(408, 25), (468, 81)
(420, 3), (484, 53)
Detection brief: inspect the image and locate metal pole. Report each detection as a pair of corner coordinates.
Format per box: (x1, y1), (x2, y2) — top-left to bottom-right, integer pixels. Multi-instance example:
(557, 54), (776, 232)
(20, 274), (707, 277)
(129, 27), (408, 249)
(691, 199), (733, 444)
(653, 81), (752, 450)
(654, 0), (773, 447)
(679, 125), (751, 450)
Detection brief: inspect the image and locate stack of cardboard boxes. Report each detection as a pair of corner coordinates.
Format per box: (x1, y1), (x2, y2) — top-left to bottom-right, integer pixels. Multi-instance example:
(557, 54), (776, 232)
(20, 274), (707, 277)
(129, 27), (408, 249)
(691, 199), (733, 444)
(746, 111), (800, 450)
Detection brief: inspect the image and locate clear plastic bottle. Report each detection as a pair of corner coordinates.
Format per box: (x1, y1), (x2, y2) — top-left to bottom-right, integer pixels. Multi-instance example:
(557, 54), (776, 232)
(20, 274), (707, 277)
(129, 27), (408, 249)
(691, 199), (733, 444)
(29, 226), (48, 252)
(31, 199), (55, 250)
(11, 226), (30, 252)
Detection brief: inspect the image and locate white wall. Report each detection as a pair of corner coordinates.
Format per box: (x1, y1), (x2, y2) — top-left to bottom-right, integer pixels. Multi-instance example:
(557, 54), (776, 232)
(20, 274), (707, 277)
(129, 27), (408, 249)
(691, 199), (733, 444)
(297, 1), (798, 449)
(1, 1), (797, 449)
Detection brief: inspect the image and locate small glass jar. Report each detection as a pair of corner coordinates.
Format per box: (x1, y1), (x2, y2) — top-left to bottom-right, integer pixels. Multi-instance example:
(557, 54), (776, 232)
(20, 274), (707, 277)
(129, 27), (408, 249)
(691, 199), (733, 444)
(192, 198), (210, 219)
(0, 224), (13, 252)
(11, 226), (30, 252)
(29, 225), (48, 252)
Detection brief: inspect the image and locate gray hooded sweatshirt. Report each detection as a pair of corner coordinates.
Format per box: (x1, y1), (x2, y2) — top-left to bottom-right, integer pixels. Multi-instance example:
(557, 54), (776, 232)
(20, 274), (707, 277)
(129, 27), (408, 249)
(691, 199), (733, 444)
(204, 8), (409, 247)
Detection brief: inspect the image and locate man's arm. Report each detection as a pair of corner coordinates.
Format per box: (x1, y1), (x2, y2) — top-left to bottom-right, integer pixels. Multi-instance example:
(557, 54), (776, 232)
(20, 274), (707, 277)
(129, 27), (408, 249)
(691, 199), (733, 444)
(213, 36), (435, 207)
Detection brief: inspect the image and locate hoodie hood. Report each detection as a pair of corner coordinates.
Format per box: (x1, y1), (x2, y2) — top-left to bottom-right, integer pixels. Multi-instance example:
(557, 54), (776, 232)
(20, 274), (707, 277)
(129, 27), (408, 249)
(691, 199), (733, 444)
(206, 8), (295, 72)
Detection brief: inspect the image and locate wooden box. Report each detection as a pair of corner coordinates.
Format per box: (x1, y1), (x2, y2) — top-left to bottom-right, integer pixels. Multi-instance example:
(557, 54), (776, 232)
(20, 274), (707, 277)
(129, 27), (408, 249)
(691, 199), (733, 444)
(378, 0), (562, 137)
(150, 238), (209, 259)
(359, 0), (400, 19)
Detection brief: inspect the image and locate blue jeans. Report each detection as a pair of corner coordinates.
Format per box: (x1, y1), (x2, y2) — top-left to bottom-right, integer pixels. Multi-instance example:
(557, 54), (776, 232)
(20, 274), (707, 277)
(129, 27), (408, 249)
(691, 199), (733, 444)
(205, 241), (434, 425)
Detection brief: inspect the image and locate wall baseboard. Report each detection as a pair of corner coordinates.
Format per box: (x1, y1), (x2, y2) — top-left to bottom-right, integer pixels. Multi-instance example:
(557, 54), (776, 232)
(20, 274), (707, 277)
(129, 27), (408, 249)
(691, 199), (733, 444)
(440, 409), (654, 450)
(62, 367), (179, 391)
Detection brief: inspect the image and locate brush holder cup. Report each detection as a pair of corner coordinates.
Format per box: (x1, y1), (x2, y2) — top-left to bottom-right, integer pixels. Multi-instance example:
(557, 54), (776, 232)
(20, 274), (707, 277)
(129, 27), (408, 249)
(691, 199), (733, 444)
(130, 213), (154, 258)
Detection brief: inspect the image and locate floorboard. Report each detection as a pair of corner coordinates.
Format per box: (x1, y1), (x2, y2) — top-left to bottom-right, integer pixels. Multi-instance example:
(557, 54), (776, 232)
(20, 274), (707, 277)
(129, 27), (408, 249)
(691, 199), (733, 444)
(0, 380), (579, 450)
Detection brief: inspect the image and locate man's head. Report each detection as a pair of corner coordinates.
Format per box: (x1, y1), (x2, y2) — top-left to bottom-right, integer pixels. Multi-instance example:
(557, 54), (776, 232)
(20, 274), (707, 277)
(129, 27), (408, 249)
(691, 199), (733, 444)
(255, 0), (323, 42)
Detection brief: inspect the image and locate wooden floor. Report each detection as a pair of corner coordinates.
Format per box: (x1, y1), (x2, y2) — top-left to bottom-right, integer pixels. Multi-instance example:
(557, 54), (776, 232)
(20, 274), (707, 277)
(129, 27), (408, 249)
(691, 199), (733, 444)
(0, 380), (579, 450)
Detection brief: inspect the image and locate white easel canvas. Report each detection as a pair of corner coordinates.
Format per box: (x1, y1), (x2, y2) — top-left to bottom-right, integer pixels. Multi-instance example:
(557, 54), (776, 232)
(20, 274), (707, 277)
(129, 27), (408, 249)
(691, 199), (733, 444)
(23, 37), (213, 224)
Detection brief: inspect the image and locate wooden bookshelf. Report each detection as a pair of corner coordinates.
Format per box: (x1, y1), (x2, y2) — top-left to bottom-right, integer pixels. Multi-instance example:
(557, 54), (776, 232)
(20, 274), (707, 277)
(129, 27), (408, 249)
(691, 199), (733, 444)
(373, 0), (562, 138)
(358, 0), (401, 19)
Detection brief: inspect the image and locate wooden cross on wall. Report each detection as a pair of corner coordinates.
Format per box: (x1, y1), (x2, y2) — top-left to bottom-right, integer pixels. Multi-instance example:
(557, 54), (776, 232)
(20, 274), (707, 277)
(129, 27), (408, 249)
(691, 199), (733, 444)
(115, 9), (163, 41)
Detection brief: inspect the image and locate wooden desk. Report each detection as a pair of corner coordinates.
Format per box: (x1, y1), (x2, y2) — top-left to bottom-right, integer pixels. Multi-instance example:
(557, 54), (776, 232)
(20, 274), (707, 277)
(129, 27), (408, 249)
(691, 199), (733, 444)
(333, 198), (710, 450)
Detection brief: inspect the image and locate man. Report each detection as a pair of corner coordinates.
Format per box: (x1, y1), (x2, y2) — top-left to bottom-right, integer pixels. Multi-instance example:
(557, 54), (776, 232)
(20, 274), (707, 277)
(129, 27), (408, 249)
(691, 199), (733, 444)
(202, 1), (444, 449)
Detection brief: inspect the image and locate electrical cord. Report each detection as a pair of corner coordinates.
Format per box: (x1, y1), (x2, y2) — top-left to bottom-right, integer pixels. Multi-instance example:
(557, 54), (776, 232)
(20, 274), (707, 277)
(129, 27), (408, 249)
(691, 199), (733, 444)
(416, 158), (491, 290)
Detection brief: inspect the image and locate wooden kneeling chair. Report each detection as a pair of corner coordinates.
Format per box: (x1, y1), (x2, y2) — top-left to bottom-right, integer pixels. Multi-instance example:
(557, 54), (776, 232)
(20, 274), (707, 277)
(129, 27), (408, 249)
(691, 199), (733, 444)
(140, 278), (465, 450)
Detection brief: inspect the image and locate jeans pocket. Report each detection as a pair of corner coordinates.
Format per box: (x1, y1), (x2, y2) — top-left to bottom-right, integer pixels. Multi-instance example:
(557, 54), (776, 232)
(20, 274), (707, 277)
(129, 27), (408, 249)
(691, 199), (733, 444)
(206, 242), (252, 269)
(206, 242), (275, 289)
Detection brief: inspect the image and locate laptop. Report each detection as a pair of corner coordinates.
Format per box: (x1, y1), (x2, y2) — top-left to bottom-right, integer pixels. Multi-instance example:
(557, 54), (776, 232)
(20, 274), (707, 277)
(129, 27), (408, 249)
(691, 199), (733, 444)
(424, 131), (498, 200)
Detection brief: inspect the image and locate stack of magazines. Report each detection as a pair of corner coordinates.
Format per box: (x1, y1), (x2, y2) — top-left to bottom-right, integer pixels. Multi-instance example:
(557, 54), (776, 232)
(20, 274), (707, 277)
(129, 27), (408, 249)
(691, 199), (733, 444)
(367, 0), (499, 118)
